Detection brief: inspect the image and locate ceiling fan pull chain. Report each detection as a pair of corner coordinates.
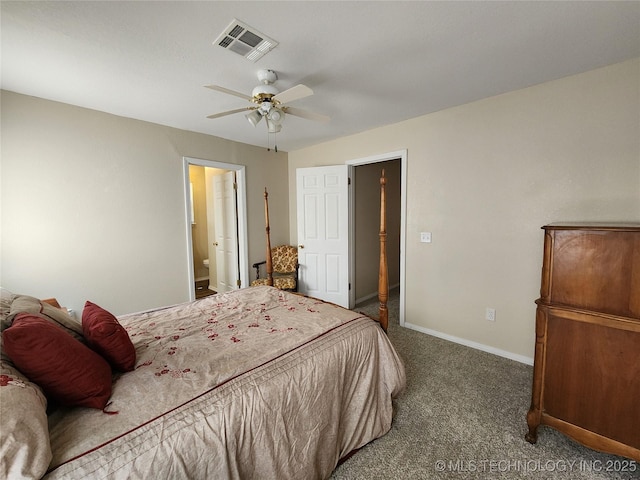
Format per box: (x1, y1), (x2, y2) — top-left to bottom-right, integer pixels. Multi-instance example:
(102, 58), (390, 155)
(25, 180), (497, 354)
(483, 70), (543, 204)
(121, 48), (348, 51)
(266, 128), (278, 152)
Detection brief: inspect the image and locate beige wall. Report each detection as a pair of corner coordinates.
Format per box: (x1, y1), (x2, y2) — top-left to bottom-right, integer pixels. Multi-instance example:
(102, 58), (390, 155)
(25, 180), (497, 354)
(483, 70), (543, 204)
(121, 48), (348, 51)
(2, 59), (637, 360)
(288, 58), (640, 360)
(1, 91), (288, 316)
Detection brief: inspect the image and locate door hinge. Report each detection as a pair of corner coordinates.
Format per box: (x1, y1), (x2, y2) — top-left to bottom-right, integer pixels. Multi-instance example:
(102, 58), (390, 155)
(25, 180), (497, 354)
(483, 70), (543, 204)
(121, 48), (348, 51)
(237, 279), (241, 287)
(348, 177), (351, 185)
(233, 182), (238, 190)
(349, 283), (351, 290)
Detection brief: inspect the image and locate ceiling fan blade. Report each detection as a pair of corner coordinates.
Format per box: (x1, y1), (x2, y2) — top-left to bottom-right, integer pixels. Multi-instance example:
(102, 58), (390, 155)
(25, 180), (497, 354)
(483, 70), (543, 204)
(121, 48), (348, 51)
(204, 85), (253, 101)
(206, 107), (253, 119)
(283, 106), (330, 123)
(273, 84), (313, 105)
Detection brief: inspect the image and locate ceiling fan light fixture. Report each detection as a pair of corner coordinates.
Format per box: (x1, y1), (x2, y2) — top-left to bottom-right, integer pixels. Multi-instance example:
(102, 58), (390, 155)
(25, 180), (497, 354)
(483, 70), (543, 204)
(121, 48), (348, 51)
(266, 119), (282, 133)
(267, 108), (284, 125)
(246, 110), (262, 127)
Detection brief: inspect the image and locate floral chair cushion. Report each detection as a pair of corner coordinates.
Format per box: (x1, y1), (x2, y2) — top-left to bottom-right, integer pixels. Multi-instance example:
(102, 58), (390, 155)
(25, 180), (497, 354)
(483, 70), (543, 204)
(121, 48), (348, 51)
(251, 276), (296, 290)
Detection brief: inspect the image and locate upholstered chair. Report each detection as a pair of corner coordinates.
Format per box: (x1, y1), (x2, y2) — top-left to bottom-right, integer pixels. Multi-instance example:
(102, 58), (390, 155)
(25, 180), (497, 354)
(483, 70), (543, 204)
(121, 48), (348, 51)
(251, 245), (298, 291)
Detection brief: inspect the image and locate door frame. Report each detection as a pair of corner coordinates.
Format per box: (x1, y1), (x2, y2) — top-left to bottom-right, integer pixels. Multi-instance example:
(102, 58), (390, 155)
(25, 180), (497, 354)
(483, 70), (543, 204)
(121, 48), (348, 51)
(182, 157), (249, 300)
(346, 149), (407, 326)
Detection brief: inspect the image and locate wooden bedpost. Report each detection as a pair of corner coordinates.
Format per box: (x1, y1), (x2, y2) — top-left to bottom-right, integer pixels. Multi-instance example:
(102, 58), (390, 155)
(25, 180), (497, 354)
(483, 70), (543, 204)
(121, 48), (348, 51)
(263, 188), (274, 287)
(378, 170), (389, 332)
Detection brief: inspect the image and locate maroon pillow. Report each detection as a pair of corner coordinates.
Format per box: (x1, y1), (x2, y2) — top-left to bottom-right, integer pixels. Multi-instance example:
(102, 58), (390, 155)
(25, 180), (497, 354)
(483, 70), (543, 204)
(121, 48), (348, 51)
(82, 301), (136, 372)
(2, 314), (112, 409)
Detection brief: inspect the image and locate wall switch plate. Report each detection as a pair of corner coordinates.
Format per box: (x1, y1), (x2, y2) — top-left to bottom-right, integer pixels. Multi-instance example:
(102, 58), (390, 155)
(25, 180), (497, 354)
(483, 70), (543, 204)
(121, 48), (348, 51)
(420, 232), (432, 243)
(486, 308), (496, 322)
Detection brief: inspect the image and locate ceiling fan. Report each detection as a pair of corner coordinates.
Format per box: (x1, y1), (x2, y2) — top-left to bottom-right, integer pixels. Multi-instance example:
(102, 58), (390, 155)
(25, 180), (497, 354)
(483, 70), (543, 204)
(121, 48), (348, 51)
(205, 69), (329, 134)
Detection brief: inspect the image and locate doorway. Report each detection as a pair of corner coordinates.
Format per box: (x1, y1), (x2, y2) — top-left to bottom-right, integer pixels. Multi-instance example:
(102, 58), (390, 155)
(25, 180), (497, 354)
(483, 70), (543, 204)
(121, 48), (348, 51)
(189, 164), (219, 299)
(352, 160), (401, 299)
(294, 151), (406, 323)
(347, 150), (406, 326)
(183, 157), (249, 301)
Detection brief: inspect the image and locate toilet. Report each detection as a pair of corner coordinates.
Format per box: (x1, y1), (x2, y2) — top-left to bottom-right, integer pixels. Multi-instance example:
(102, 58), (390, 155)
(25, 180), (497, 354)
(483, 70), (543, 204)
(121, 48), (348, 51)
(203, 259), (209, 269)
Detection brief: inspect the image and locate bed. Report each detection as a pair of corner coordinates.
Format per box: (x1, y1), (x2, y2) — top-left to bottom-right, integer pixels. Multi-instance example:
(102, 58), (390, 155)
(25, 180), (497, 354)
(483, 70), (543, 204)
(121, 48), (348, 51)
(0, 171), (404, 479)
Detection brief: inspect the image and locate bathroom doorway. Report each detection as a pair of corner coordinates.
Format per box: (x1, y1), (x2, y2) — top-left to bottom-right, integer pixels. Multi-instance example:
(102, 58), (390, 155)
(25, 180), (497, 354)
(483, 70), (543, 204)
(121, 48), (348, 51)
(183, 157), (249, 301)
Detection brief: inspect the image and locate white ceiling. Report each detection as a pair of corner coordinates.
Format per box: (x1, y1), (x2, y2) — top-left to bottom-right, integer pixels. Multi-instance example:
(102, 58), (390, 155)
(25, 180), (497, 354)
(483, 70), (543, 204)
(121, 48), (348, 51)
(2, 1), (639, 152)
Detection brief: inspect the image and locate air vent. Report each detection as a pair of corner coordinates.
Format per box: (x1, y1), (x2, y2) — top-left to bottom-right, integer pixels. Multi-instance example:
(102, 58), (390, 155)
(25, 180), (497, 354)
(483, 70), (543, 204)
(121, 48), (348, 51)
(214, 19), (278, 62)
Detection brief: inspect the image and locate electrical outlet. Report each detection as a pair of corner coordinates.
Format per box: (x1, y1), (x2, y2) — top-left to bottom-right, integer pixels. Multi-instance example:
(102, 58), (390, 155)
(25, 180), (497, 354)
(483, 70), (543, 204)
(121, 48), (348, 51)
(485, 308), (496, 322)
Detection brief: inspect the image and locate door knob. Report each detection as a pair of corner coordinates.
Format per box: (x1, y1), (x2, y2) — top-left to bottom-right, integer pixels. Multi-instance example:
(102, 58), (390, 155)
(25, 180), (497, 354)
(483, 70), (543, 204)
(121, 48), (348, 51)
(298, 245), (304, 249)
(213, 242), (219, 246)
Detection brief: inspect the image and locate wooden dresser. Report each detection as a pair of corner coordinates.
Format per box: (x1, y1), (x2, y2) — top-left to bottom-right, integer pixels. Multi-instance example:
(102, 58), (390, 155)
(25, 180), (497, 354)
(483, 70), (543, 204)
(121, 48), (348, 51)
(525, 223), (640, 461)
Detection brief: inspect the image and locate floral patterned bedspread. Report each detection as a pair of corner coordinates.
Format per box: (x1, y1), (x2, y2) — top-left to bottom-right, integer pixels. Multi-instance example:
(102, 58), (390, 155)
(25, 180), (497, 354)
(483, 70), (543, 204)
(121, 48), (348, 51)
(45, 286), (405, 479)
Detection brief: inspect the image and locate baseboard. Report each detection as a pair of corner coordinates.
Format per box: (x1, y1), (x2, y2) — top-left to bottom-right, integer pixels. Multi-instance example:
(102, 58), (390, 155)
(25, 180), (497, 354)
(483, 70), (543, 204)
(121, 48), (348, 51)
(403, 321), (534, 366)
(355, 283), (400, 305)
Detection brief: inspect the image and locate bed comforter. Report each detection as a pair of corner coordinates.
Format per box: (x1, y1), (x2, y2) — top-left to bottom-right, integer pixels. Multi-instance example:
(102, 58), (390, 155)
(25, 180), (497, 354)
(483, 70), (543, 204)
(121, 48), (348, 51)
(42, 286), (405, 479)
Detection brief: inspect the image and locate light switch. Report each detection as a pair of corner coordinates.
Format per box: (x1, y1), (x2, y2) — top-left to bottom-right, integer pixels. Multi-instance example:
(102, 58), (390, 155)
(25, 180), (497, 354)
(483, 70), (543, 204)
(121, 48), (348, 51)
(420, 232), (432, 243)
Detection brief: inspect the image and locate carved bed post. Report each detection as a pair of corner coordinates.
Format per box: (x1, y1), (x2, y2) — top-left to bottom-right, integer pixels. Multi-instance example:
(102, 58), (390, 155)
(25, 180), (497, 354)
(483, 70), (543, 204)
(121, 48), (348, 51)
(263, 188), (274, 287)
(378, 170), (389, 332)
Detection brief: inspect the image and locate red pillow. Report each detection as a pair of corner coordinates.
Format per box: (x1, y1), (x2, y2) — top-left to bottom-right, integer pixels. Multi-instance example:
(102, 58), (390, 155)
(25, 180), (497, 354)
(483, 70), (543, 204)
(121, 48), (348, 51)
(2, 314), (112, 409)
(82, 301), (136, 372)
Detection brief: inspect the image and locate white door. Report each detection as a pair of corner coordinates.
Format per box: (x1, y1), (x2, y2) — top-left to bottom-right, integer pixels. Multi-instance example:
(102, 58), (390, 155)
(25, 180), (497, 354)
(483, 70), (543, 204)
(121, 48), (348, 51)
(213, 170), (239, 292)
(296, 165), (350, 307)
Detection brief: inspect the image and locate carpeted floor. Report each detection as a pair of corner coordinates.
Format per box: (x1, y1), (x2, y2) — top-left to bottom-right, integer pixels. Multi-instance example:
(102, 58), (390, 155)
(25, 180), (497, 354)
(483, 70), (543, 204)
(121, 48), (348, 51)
(330, 290), (637, 479)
